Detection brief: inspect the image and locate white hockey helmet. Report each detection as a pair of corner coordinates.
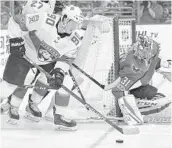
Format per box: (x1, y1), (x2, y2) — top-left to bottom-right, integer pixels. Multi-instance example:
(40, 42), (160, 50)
(62, 5), (84, 24)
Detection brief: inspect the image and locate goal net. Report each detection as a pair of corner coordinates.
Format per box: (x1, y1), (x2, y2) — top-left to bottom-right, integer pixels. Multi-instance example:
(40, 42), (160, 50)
(68, 16), (136, 121)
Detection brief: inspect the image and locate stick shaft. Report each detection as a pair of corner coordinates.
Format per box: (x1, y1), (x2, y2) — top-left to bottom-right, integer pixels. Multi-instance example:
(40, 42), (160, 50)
(24, 55), (139, 134)
(68, 70), (87, 103)
(72, 63), (105, 89)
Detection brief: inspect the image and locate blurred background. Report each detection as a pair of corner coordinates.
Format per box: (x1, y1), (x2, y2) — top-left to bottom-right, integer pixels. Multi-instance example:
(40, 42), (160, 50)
(0, 0), (171, 30)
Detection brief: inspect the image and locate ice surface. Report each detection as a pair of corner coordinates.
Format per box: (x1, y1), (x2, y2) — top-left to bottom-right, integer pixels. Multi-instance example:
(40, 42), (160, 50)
(1, 114), (172, 148)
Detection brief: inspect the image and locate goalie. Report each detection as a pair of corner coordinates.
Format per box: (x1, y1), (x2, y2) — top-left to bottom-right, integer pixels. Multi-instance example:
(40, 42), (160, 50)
(111, 35), (171, 125)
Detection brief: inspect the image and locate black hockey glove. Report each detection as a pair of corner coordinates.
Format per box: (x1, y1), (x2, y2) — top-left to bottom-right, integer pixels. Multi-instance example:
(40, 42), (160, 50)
(53, 1), (65, 14)
(9, 37), (25, 57)
(48, 68), (65, 89)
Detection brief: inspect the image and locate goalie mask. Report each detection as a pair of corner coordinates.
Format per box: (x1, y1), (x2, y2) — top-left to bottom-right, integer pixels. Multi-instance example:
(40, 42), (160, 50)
(133, 35), (159, 63)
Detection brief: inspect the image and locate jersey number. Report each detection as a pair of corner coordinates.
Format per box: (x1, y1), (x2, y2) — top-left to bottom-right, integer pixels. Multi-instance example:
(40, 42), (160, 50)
(71, 36), (79, 46)
(31, 1), (43, 9)
(117, 77), (131, 91)
(71, 32), (81, 46)
(121, 77), (131, 87)
(45, 14), (56, 26)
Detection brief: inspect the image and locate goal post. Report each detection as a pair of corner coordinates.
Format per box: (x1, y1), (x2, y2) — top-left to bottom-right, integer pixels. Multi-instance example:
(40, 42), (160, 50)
(107, 17), (136, 117)
(69, 15), (136, 120)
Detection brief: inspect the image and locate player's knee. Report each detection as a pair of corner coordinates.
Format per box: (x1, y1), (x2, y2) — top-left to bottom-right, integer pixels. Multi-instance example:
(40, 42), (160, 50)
(130, 85), (158, 100)
(55, 91), (70, 106)
(0, 80), (17, 101)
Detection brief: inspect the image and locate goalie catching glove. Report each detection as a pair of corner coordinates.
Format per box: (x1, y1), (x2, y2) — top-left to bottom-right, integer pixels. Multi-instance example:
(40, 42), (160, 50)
(48, 68), (65, 89)
(9, 37), (26, 57)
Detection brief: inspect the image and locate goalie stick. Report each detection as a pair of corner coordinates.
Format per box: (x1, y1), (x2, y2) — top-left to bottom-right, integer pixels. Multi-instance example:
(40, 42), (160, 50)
(72, 63), (121, 91)
(23, 55), (139, 135)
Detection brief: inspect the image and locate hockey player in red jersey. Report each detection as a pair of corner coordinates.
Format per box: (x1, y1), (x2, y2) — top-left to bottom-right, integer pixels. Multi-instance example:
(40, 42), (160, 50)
(110, 35), (171, 125)
(0, 5), (85, 131)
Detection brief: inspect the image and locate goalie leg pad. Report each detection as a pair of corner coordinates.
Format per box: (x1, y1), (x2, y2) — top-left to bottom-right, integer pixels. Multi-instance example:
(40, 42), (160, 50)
(118, 95), (144, 125)
(137, 93), (172, 115)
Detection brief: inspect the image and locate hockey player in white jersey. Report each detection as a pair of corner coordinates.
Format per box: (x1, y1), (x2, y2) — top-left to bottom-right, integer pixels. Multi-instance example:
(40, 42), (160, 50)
(0, 0), (63, 113)
(1, 0), (64, 113)
(0, 5), (85, 130)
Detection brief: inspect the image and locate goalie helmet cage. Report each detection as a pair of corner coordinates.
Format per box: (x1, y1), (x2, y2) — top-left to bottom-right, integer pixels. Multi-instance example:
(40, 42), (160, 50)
(69, 16), (136, 120)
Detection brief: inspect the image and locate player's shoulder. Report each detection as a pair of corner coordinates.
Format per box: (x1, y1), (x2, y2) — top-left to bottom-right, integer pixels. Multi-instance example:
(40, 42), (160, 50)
(22, 0), (52, 14)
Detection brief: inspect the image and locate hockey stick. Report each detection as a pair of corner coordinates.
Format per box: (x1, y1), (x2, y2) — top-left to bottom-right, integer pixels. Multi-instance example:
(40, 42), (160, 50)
(72, 63), (120, 91)
(68, 70), (123, 120)
(23, 55), (139, 135)
(18, 84), (57, 91)
(61, 85), (139, 135)
(68, 70), (87, 103)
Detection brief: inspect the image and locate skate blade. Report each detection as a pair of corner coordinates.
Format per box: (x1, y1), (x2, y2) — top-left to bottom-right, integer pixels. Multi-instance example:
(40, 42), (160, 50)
(54, 124), (77, 131)
(7, 118), (19, 125)
(44, 116), (53, 122)
(24, 112), (41, 122)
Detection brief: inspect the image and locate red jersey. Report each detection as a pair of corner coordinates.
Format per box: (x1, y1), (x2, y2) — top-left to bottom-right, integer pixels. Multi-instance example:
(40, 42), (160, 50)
(113, 49), (159, 91)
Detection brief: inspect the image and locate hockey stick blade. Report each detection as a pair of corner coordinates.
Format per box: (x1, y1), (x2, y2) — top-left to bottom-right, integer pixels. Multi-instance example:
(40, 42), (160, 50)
(121, 126), (140, 135)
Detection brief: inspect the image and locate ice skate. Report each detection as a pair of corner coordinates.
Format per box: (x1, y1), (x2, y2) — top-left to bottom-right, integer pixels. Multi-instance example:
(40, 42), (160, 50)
(25, 98), (42, 122)
(1, 96), (11, 114)
(54, 113), (77, 131)
(1, 102), (10, 114)
(53, 106), (77, 131)
(7, 106), (19, 125)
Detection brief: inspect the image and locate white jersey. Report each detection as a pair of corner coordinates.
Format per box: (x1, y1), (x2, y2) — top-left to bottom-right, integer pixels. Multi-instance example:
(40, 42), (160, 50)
(22, 13), (84, 68)
(8, 0), (54, 38)
(22, 0), (54, 14)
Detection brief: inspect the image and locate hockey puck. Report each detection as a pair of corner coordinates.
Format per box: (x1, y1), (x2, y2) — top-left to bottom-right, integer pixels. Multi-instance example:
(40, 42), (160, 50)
(116, 139), (124, 143)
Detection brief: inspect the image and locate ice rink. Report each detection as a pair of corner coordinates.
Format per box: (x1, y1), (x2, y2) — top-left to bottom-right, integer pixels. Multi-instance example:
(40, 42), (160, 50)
(1, 71), (172, 148)
(1, 116), (172, 148)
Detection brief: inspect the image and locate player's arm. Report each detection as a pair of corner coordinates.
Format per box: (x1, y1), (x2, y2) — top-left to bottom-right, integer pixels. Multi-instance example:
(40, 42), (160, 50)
(128, 52), (159, 90)
(114, 66), (145, 92)
(139, 41), (160, 85)
(13, 13), (43, 31)
(47, 29), (85, 89)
